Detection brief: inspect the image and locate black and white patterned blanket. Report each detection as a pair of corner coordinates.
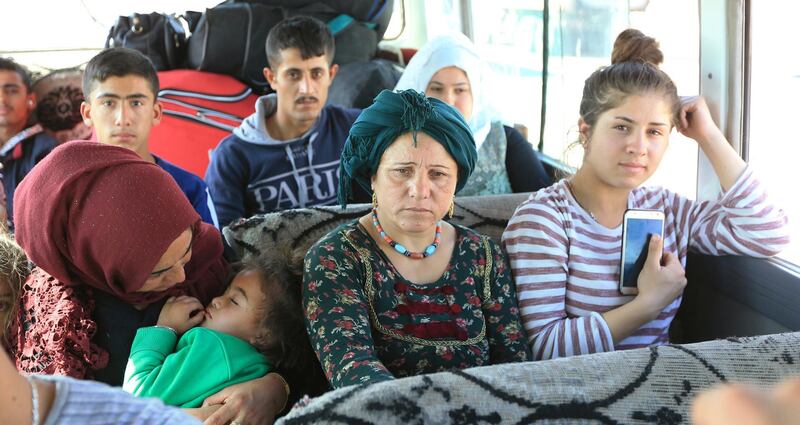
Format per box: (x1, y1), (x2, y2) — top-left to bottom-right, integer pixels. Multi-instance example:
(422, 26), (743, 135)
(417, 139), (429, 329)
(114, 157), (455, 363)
(277, 333), (800, 425)
(223, 193), (529, 268)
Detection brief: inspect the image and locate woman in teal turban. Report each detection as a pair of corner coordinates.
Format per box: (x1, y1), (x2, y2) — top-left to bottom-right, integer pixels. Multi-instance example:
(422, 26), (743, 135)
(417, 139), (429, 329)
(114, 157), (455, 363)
(304, 89), (530, 389)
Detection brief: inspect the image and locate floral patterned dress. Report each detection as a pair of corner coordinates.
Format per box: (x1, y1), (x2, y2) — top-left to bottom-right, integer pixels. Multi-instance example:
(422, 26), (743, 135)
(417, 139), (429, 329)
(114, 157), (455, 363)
(303, 220), (530, 389)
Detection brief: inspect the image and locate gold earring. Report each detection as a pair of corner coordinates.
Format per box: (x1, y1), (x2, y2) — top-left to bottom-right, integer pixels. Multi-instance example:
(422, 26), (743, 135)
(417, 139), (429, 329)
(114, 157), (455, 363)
(372, 192), (378, 209)
(448, 200), (455, 219)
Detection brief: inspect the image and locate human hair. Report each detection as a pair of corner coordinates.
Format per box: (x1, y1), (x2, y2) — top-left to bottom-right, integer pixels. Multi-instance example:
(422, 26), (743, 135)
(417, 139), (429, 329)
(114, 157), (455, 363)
(230, 256), (317, 364)
(0, 57), (32, 92)
(265, 16), (335, 69)
(0, 234), (31, 345)
(82, 48), (159, 99)
(231, 251), (329, 397)
(580, 28), (680, 134)
(556, 29), (681, 174)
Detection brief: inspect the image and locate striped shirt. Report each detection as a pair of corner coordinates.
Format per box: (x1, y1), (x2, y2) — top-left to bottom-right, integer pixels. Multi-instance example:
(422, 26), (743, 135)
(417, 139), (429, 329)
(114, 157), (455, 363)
(502, 167), (789, 360)
(37, 374), (201, 425)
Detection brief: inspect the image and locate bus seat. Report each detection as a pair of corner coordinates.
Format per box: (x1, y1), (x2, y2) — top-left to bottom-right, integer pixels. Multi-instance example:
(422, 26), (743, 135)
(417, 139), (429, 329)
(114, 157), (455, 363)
(223, 192), (529, 268)
(231, 198), (800, 424)
(226, 191), (793, 347)
(327, 58), (403, 109)
(276, 330), (800, 424)
(400, 47), (418, 65)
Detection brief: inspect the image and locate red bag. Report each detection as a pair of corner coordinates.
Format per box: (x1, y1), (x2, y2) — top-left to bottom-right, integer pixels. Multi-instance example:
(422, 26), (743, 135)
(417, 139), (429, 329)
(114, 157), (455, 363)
(149, 70), (258, 177)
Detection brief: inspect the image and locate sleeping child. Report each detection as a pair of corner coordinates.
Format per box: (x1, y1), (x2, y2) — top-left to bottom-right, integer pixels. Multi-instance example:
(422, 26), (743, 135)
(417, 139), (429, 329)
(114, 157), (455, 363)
(123, 259), (279, 408)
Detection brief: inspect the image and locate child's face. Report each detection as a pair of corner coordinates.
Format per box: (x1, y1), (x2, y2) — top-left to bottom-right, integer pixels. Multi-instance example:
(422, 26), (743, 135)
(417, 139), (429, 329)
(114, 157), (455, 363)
(201, 269), (267, 343)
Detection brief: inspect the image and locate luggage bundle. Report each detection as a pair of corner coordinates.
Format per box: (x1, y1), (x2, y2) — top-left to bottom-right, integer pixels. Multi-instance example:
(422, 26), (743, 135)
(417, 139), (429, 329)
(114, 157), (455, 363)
(106, 0), (402, 174)
(148, 70), (258, 177)
(106, 13), (189, 71)
(106, 0), (394, 93)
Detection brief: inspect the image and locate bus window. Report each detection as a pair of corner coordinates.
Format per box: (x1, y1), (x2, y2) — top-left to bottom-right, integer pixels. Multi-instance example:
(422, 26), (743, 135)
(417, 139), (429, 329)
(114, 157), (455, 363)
(383, 0), (408, 40)
(459, 0), (698, 196)
(748, 1), (800, 264)
(424, 0), (466, 40)
(0, 1), (220, 71)
(628, 0), (699, 197)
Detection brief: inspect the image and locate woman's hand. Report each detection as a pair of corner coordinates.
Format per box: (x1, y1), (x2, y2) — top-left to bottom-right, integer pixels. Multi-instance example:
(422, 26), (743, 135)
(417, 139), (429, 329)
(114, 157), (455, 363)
(202, 373), (288, 425)
(157, 295), (205, 335)
(603, 235), (686, 343)
(676, 96), (747, 192)
(184, 404), (223, 421)
(676, 96), (726, 146)
(633, 235), (687, 319)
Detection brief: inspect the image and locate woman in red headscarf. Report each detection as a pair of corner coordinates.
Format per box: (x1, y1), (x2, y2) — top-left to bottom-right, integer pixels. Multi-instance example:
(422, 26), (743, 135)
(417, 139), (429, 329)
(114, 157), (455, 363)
(9, 141), (288, 424)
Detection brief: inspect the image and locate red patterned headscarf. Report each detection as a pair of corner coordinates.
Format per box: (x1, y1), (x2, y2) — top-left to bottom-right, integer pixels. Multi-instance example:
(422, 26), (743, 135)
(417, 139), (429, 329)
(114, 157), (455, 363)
(11, 141), (227, 377)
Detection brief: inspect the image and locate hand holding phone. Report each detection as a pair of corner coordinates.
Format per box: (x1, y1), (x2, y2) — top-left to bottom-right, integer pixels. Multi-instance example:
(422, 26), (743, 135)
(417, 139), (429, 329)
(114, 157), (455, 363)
(635, 235), (688, 315)
(620, 209), (665, 295)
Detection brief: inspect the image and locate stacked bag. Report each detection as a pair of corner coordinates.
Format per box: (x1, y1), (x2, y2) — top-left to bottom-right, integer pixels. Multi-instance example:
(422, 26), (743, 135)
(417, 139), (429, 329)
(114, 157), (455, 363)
(106, 0), (395, 93)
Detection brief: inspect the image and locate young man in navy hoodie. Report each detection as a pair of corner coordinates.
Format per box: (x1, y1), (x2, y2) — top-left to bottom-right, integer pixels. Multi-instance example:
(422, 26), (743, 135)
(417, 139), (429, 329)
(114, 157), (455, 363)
(0, 58), (57, 229)
(81, 48), (219, 227)
(205, 16), (366, 227)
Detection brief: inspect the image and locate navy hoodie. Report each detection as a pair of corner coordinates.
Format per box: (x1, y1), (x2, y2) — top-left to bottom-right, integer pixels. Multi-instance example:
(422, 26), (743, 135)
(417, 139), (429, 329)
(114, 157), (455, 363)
(1, 125), (56, 229)
(206, 94), (361, 226)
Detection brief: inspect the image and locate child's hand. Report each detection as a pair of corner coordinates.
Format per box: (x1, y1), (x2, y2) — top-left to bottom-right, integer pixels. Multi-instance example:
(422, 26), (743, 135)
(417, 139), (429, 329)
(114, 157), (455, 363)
(157, 295), (205, 335)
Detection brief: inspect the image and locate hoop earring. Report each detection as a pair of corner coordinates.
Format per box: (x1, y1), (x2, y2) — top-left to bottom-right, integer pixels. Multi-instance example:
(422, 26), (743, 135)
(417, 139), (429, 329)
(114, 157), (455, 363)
(372, 192), (378, 209)
(448, 200), (455, 219)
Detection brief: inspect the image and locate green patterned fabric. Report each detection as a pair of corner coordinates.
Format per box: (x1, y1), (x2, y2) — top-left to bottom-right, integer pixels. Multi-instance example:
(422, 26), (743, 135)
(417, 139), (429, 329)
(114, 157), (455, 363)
(458, 121), (513, 196)
(303, 221), (530, 389)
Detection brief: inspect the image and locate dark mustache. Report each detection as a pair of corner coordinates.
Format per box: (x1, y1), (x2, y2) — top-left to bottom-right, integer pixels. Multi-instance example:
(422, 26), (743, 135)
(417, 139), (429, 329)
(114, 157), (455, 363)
(295, 96), (318, 104)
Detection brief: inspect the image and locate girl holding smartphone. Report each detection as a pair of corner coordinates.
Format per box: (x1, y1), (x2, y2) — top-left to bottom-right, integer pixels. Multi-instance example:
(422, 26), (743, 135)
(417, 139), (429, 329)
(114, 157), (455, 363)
(502, 29), (789, 360)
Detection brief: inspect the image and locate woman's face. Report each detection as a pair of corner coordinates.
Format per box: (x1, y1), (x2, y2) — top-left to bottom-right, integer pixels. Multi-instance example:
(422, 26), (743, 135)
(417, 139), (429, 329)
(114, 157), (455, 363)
(371, 132), (458, 234)
(425, 66), (473, 121)
(137, 228), (193, 293)
(580, 92), (672, 190)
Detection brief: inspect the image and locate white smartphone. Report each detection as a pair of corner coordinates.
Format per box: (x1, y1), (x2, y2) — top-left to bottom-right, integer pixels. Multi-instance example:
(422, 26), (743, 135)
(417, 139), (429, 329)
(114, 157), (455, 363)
(619, 209), (665, 295)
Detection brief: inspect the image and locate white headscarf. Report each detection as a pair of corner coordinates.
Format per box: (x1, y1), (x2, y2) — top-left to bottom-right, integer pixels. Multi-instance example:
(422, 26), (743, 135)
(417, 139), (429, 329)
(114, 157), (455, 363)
(394, 33), (498, 150)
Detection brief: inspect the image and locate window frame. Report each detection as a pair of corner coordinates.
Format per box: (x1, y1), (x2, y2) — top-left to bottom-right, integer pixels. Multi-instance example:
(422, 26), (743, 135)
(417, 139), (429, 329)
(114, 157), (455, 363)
(689, 0), (800, 331)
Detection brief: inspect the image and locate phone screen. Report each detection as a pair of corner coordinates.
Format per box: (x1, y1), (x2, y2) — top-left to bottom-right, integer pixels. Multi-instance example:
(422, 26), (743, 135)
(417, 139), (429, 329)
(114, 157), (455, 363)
(621, 217), (664, 289)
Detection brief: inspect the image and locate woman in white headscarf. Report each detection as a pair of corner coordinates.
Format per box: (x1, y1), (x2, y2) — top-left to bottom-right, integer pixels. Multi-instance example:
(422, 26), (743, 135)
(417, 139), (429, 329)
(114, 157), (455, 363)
(395, 33), (551, 195)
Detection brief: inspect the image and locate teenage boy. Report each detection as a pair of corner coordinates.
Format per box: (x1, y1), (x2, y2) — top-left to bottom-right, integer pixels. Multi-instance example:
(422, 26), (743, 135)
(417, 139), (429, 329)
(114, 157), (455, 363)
(0, 58), (57, 227)
(81, 48), (219, 227)
(205, 16), (366, 227)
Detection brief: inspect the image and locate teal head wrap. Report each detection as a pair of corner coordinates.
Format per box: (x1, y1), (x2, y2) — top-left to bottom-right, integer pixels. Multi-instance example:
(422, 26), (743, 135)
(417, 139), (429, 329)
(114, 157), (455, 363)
(338, 89), (477, 208)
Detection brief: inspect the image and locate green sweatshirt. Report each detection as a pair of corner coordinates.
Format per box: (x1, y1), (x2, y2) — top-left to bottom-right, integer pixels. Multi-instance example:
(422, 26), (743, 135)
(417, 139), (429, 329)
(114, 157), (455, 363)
(123, 327), (271, 407)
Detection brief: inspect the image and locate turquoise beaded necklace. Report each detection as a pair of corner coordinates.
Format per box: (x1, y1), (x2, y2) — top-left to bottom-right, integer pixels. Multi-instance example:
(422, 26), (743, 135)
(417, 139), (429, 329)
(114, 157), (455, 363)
(371, 208), (442, 259)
